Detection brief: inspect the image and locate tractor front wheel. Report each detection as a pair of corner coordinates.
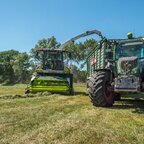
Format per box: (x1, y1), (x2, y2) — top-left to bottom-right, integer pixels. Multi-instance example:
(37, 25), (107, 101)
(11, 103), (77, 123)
(87, 71), (114, 107)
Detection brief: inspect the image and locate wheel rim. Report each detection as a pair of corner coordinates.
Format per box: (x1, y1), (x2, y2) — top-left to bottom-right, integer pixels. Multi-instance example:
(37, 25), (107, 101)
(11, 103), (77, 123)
(105, 82), (113, 99)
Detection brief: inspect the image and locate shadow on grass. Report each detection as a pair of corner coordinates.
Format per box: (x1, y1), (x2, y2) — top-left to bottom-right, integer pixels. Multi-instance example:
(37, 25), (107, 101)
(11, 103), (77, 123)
(0, 94), (43, 99)
(0, 91), (88, 99)
(74, 91), (88, 96)
(52, 91), (88, 97)
(112, 98), (144, 114)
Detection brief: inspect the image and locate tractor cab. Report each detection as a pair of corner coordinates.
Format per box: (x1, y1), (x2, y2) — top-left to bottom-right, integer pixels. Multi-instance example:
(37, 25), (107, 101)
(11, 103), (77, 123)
(115, 40), (144, 76)
(114, 39), (144, 93)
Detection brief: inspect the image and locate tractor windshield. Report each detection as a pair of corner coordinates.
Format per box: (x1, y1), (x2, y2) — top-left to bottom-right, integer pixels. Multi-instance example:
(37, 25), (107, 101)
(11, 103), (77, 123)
(116, 43), (144, 60)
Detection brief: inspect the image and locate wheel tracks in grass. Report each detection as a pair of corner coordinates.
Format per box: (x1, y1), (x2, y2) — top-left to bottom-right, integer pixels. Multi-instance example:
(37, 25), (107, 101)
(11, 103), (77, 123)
(65, 111), (144, 144)
(1, 104), (144, 144)
(44, 108), (120, 143)
(0, 102), (86, 142)
(1, 97), (83, 135)
(0, 96), (57, 115)
(0, 92), (52, 99)
(51, 107), (144, 144)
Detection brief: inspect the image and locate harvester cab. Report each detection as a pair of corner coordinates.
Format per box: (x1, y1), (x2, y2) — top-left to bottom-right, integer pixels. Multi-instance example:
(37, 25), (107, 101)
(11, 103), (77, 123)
(36, 48), (72, 72)
(25, 48), (73, 94)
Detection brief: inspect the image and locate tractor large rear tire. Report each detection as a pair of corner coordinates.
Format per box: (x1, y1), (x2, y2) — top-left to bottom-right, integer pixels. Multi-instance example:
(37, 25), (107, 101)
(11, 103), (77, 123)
(87, 71), (114, 107)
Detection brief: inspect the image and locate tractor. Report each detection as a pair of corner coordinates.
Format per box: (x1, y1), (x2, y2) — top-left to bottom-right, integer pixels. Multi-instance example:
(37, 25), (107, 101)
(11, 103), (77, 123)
(25, 48), (73, 94)
(59, 30), (144, 107)
(87, 31), (144, 107)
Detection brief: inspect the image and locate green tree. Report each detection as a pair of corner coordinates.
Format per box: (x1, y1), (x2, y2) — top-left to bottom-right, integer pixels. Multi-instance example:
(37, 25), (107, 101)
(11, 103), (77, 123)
(65, 38), (98, 69)
(71, 64), (87, 82)
(0, 50), (30, 84)
(31, 36), (59, 62)
(12, 52), (30, 83)
(64, 38), (98, 82)
(0, 50), (19, 84)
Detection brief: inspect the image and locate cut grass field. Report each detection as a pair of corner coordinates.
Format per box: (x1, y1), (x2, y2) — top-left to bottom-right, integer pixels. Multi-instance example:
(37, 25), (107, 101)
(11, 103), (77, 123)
(0, 83), (144, 144)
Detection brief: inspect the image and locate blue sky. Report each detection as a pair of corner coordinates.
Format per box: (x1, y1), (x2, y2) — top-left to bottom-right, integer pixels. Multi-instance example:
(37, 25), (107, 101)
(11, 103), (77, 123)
(0, 0), (144, 53)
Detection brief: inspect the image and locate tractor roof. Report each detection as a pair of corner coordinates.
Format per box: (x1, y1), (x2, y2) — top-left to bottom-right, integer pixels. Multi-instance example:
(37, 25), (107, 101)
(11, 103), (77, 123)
(108, 37), (144, 45)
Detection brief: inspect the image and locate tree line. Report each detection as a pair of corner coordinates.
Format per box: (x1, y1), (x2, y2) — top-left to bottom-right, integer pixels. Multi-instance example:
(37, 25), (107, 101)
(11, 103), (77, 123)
(0, 36), (98, 85)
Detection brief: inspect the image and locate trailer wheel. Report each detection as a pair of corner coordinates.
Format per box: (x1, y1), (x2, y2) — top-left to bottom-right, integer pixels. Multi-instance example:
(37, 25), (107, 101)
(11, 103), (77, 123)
(87, 71), (114, 107)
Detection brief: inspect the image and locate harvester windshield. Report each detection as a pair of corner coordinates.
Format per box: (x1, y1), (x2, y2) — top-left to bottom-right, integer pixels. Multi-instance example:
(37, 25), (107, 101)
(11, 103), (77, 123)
(44, 51), (64, 70)
(36, 49), (71, 71)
